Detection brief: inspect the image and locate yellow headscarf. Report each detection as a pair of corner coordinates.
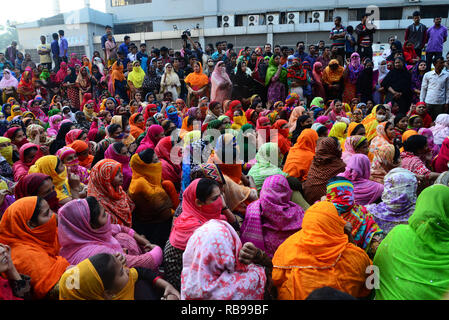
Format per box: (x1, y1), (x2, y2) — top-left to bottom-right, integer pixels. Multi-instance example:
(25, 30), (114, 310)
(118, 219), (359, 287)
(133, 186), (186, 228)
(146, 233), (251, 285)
(0, 137), (13, 165)
(110, 115), (136, 146)
(328, 122), (348, 146)
(127, 62), (145, 89)
(231, 115), (248, 130)
(28, 155), (71, 201)
(7, 105), (23, 122)
(361, 105), (380, 142)
(59, 258), (138, 300)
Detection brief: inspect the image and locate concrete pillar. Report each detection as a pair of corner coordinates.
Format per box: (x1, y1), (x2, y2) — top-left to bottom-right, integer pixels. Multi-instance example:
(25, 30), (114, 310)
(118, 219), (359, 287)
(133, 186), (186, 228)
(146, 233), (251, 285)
(267, 32), (273, 46)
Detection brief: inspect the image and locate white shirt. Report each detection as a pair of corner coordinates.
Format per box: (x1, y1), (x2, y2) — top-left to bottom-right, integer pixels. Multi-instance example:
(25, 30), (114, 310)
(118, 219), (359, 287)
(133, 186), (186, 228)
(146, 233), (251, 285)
(420, 69), (449, 105)
(127, 52), (137, 62)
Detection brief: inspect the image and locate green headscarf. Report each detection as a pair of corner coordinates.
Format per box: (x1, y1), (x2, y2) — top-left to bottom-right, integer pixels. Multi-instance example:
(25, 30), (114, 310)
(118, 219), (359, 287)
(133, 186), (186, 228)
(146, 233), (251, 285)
(265, 55), (288, 86)
(40, 69), (51, 81)
(374, 184), (449, 300)
(310, 97), (325, 110)
(48, 109), (61, 117)
(247, 142), (287, 192)
(207, 119), (222, 130)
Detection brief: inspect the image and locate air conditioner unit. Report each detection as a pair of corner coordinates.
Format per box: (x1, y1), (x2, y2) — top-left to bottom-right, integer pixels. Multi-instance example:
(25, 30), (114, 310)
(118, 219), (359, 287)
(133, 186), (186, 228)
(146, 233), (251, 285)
(222, 15), (235, 28)
(408, 0), (420, 2)
(287, 12), (299, 24)
(310, 11), (325, 23)
(266, 13), (280, 25)
(247, 15), (260, 26)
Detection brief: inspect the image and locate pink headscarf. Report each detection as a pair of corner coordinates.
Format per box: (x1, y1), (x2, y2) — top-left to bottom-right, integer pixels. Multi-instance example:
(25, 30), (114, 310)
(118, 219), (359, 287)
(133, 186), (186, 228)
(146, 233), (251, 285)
(180, 219), (266, 300)
(338, 153), (384, 205)
(104, 144), (132, 191)
(418, 128), (440, 160)
(55, 62), (68, 83)
(328, 100), (347, 123)
(312, 61), (323, 85)
(135, 125), (164, 153)
(210, 61), (232, 104)
(240, 174), (304, 258)
(0, 69), (18, 89)
(65, 129), (84, 145)
(47, 115), (62, 137)
(316, 115), (332, 130)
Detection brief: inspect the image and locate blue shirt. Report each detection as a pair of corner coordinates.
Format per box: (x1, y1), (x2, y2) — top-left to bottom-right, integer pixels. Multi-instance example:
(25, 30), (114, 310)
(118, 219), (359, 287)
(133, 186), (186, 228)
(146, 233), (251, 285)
(59, 37), (68, 58)
(51, 40), (60, 57)
(118, 43), (129, 56)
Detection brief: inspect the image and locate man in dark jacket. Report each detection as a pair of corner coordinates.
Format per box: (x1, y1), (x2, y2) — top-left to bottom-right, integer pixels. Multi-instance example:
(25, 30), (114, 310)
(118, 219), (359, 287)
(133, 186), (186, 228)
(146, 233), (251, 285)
(404, 11), (427, 58)
(355, 13), (376, 61)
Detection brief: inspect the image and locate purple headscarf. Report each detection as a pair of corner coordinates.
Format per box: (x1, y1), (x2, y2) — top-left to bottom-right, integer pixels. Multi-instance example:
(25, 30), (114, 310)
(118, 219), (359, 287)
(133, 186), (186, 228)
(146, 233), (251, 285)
(338, 154), (384, 205)
(418, 128), (440, 160)
(240, 174), (304, 258)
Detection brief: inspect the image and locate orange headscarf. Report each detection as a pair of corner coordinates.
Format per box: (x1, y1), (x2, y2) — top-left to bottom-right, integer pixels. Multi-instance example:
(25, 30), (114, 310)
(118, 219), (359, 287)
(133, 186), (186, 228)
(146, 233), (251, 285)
(129, 113), (145, 139)
(283, 129), (318, 181)
(322, 59), (344, 85)
(400, 130), (419, 152)
(110, 61), (125, 93)
(184, 62), (209, 89)
(272, 119), (291, 155)
(69, 140), (94, 169)
(272, 201), (372, 300)
(0, 197), (70, 299)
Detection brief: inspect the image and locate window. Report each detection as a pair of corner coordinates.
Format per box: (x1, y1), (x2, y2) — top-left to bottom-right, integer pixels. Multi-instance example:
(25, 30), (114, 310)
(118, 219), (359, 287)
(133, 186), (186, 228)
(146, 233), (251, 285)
(380, 7), (402, 20)
(235, 15), (244, 27)
(111, 0), (152, 7)
(420, 5), (449, 19)
(114, 22), (153, 34)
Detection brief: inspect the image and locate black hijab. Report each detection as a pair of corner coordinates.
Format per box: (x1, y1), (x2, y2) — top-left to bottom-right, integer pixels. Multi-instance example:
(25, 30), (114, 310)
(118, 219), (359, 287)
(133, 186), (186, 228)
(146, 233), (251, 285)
(291, 115), (312, 145)
(381, 57), (411, 94)
(50, 121), (74, 154)
(63, 67), (77, 84)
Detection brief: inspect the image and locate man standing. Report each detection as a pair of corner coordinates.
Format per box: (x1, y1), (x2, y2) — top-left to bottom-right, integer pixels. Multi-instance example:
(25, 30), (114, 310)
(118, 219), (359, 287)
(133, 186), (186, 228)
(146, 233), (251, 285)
(51, 33), (60, 71)
(317, 46), (331, 68)
(101, 25), (115, 61)
(136, 43), (148, 73)
(38, 35), (52, 70)
(14, 52), (24, 72)
(305, 45), (318, 66)
(345, 26), (356, 60)
(404, 11), (427, 59)
(294, 41), (309, 62)
(425, 17), (447, 71)
(330, 16), (346, 63)
(119, 36), (131, 57)
(58, 30), (68, 63)
(355, 13), (376, 61)
(160, 46), (173, 65)
(5, 41), (17, 64)
(105, 33), (118, 67)
(264, 43), (273, 58)
(127, 44), (138, 62)
(317, 40), (326, 55)
(420, 56), (449, 120)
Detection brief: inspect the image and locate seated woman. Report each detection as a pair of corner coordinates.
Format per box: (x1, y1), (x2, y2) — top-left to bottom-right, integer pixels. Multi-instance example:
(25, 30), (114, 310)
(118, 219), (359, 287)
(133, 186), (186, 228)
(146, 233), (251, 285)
(164, 178), (229, 291)
(180, 107), (201, 139)
(12, 143), (41, 182)
(181, 219), (269, 300)
(283, 129), (319, 181)
(154, 136), (182, 192)
(326, 177), (383, 257)
(129, 113), (145, 139)
(272, 201), (372, 300)
(14, 173), (60, 212)
(248, 142), (287, 192)
(369, 122), (396, 159)
(271, 120), (291, 156)
(58, 197), (163, 271)
(136, 124), (164, 154)
(28, 155), (82, 206)
(240, 174), (305, 258)
(328, 121), (348, 147)
(104, 142), (132, 191)
(0, 197), (70, 299)
(128, 149), (177, 249)
(69, 140), (94, 170)
(366, 168), (417, 236)
(87, 159), (135, 227)
(374, 185), (449, 300)
(0, 243), (32, 300)
(342, 135), (369, 164)
(46, 115), (62, 138)
(370, 144), (401, 184)
(56, 146), (89, 185)
(65, 129), (87, 146)
(338, 154), (383, 205)
(59, 253), (179, 300)
(302, 137), (346, 205)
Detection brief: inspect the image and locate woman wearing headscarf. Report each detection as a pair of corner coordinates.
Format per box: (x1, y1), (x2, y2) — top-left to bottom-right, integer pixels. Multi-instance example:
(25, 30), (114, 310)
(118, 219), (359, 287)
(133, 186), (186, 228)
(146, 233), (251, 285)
(126, 60), (145, 98)
(58, 198), (163, 271)
(302, 137), (346, 204)
(160, 63), (181, 101)
(411, 60), (427, 103)
(248, 142), (287, 192)
(135, 125), (164, 154)
(374, 185), (449, 300)
(342, 134), (369, 163)
(184, 61), (209, 108)
(17, 67), (35, 102)
(154, 136), (182, 191)
(371, 144), (400, 184)
(287, 105), (306, 133)
(369, 122), (396, 158)
(338, 153), (383, 206)
(46, 114), (62, 138)
(241, 174), (304, 258)
(284, 129), (319, 181)
(366, 168), (417, 236)
(12, 143), (41, 182)
(322, 59), (344, 101)
(361, 104), (390, 142)
(381, 57), (412, 114)
(418, 128), (440, 161)
(286, 57), (309, 101)
(69, 140), (94, 170)
(0, 69), (18, 102)
(180, 107), (201, 139)
(104, 143), (132, 191)
(272, 119), (291, 156)
(433, 137), (449, 173)
(312, 62), (326, 100)
(266, 54), (288, 104)
(87, 159), (135, 227)
(327, 99), (348, 123)
(430, 114), (449, 146)
(356, 58), (378, 104)
(63, 67), (80, 110)
(0, 197), (70, 299)
(272, 201), (372, 300)
(211, 61), (232, 104)
(4, 127), (28, 156)
(342, 53), (364, 103)
(328, 121), (348, 146)
(291, 115), (313, 146)
(55, 61), (68, 84)
(65, 128), (86, 146)
(76, 66), (92, 108)
(56, 146), (90, 185)
(48, 121), (74, 155)
(231, 61), (253, 103)
(326, 177), (383, 257)
(129, 113), (145, 139)
(181, 219), (267, 300)
(110, 61), (128, 102)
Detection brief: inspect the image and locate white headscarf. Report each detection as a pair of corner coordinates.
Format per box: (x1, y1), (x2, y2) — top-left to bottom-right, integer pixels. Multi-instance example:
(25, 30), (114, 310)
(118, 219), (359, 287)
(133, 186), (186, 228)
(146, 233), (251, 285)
(93, 57), (105, 76)
(0, 69), (18, 89)
(161, 63), (181, 87)
(430, 114), (449, 145)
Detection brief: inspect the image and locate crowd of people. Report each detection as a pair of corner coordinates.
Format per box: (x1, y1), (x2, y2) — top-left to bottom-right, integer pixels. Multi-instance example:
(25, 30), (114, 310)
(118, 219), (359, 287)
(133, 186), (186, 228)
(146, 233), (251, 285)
(0, 11), (449, 301)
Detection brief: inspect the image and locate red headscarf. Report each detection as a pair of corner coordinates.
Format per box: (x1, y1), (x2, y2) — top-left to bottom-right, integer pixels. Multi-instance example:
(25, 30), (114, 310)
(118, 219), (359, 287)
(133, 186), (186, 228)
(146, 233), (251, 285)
(136, 125), (164, 153)
(55, 62), (68, 83)
(225, 100), (242, 120)
(143, 104), (158, 123)
(245, 109), (258, 127)
(256, 116), (272, 144)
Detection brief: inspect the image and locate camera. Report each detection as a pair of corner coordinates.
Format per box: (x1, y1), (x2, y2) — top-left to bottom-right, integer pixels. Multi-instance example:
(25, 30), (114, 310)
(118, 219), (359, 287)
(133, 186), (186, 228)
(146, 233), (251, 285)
(181, 29), (191, 41)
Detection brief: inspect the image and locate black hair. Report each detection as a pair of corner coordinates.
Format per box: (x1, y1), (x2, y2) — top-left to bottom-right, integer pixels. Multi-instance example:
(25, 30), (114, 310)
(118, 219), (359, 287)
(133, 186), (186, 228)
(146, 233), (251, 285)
(30, 197), (43, 224)
(112, 142), (126, 154)
(23, 146), (38, 159)
(296, 41), (305, 47)
(58, 30), (64, 36)
(139, 148), (155, 164)
(107, 123), (122, 136)
(306, 287), (356, 300)
(385, 121), (393, 132)
(335, 16), (342, 21)
(323, 46), (330, 51)
(11, 128), (24, 140)
(281, 46), (289, 51)
(86, 196), (102, 228)
(53, 33), (59, 40)
(394, 113), (407, 127)
(350, 124), (365, 136)
(230, 52), (237, 58)
(434, 56), (445, 64)
(413, 11), (420, 17)
(404, 135), (427, 154)
(215, 41), (222, 47)
(124, 36), (130, 41)
(88, 253), (117, 291)
(286, 176), (302, 192)
(317, 125), (328, 137)
(376, 105), (387, 113)
(346, 25), (354, 33)
(393, 145), (400, 163)
(227, 43), (234, 50)
(196, 178), (220, 203)
(140, 43), (146, 48)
